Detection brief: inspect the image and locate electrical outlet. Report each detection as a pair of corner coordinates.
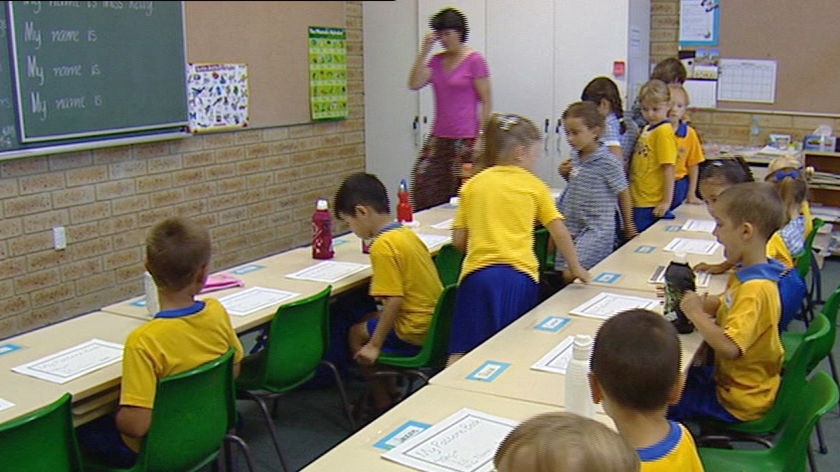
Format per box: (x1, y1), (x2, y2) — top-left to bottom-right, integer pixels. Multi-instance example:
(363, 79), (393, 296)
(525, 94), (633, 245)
(53, 226), (66, 250)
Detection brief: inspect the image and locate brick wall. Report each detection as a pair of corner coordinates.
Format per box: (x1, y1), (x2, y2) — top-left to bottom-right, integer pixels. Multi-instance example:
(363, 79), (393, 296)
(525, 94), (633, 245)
(0, 2), (365, 338)
(650, 0), (840, 145)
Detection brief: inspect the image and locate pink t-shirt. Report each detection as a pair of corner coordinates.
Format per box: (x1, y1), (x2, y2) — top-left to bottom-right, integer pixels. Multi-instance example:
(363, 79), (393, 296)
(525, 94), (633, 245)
(428, 51), (489, 138)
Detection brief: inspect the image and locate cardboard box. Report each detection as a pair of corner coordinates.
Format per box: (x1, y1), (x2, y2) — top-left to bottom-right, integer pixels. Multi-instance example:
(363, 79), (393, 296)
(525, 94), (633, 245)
(803, 135), (837, 151)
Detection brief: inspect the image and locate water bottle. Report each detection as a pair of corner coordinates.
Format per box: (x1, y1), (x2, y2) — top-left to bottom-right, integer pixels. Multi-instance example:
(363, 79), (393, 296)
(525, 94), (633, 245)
(749, 117), (762, 148)
(312, 199), (334, 260)
(564, 334), (594, 418)
(664, 252), (696, 334)
(397, 179), (413, 223)
(144, 271), (160, 316)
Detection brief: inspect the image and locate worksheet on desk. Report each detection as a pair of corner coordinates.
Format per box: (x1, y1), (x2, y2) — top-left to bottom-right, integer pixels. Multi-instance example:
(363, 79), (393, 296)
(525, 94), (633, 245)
(12, 339), (123, 384)
(0, 397), (14, 412)
(531, 335), (575, 375)
(569, 292), (661, 320)
(382, 408), (517, 472)
(415, 233), (451, 250)
(682, 219), (716, 233)
(285, 260), (370, 283)
(218, 287), (300, 316)
(664, 237), (721, 256)
(430, 218), (453, 230)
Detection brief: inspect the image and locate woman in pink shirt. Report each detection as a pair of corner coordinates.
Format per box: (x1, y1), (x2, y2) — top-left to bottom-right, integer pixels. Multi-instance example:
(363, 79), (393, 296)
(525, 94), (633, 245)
(408, 7), (492, 210)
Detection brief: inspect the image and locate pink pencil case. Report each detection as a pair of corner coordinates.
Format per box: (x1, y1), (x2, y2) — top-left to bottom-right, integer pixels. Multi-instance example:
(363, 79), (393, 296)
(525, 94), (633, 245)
(200, 273), (245, 294)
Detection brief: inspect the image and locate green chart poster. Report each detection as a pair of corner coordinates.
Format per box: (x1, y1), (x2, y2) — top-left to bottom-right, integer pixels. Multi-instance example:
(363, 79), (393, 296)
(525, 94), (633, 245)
(309, 26), (348, 121)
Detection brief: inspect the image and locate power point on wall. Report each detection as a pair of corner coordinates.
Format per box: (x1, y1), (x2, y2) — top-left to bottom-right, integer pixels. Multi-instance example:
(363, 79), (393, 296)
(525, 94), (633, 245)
(53, 226), (67, 250)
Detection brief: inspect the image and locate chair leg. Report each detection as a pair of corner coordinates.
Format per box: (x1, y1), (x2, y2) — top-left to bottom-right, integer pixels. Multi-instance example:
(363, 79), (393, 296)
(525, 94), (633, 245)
(808, 445), (818, 472)
(225, 433), (258, 472)
(320, 359), (356, 430)
(815, 419), (828, 454)
(241, 391), (292, 472)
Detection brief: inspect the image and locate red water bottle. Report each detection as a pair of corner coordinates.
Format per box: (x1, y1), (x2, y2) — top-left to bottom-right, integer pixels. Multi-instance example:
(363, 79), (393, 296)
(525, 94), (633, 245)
(397, 179), (413, 223)
(312, 199), (334, 259)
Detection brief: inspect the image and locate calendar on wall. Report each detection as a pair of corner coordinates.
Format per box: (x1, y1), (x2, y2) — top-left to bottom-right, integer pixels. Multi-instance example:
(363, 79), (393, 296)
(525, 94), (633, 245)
(717, 59), (777, 103)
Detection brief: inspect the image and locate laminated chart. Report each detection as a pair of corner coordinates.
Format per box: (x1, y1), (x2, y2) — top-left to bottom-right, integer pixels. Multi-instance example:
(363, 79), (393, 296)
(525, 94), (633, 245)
(187, 63), (249, 132)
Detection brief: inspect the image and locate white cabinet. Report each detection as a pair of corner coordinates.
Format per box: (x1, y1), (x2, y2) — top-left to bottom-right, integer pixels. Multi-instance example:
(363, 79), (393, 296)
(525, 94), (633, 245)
(364, 0), (649, 198)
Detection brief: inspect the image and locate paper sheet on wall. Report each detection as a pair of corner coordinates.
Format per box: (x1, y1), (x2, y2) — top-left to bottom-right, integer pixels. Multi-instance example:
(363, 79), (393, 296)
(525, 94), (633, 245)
(718, 59), (777, 103)
(382, 408), (518, 472)
(568, 292), (661, 320)
(679, 0), (720, 47)
(664, 237), (721, 255)
(285, 261), (370, 283)
(12, 339), (123, 384)
(187, 63), (249, 132)
(218, 287), (300, 317)
(684, 79), (717, 108)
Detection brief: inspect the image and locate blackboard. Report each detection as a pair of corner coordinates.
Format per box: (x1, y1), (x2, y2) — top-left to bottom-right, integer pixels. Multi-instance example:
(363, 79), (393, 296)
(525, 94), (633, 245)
(0, 1), (188, 158)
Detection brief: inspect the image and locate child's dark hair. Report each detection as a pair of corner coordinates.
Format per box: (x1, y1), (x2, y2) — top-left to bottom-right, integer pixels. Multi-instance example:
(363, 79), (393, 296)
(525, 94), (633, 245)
(698, 158), (755, 186)
(333, 172), (391, 218)
(716, 182), (786, 241)
(562, 101), (605, 136)
(145, 216), (211, 291)
(651, 57), (687, 84)
(581, 76), (627, 134)
(481, 112), (540, 168)
(591, 309), (681, 412)
(430, 7), (469, 43)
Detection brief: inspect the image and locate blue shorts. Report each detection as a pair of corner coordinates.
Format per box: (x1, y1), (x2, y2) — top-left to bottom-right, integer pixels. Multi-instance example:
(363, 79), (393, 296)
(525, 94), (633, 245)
(667, 365), (740, 423)
(633, 207), (676, 233)
(449, 265), (539, 355)
(77, 414), (138, 468)
(366, 318), (422, 356)
(671, 176), (689, 211)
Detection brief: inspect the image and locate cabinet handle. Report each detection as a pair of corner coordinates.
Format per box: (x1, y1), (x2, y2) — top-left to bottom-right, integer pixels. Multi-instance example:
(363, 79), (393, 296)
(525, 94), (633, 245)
(412, 116), (419, 147)
(555, 119), (562, 152)
(544, 118), (550, 151)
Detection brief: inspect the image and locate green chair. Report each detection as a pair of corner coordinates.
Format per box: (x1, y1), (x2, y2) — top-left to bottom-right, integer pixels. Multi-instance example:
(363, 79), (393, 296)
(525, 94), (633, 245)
(699, 314), (830, 471)
(794, 217), (826, 323)
(434, 243), (464, 286)
(236, 285), (353, 471)
(0, 393), (83, 471)
(83, 348), (256, 472)
(532, 226), (556, 273)
(698, 371), (839, 472)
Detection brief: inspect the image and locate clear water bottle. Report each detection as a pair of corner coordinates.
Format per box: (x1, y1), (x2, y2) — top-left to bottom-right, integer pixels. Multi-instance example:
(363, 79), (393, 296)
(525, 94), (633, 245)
(664, 252), (696, 334)
(144, 271), (160, 316)
(565, 334), (594, 418)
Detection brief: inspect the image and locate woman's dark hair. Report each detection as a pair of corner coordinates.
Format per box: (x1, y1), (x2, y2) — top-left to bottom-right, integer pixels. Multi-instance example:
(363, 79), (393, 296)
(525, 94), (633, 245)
(430, 7), (469, 43)
(581, 76), (627, 134)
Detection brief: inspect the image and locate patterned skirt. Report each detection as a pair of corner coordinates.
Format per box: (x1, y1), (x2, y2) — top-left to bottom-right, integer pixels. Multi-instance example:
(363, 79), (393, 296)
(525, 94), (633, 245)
(410, 136), (476, 211)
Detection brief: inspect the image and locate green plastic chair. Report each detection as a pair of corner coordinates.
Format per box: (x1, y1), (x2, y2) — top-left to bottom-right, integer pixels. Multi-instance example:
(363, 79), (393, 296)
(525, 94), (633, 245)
(236, 285), (353, 471)
(84, 348), (256, 472)
(532, 226), (556, 272)
(795, 218), (826, 322)
(699, 314), (830, 471)
(434, 243), (465, 286)
(698, 371), (839, 472)
(0, 393), (83, 471)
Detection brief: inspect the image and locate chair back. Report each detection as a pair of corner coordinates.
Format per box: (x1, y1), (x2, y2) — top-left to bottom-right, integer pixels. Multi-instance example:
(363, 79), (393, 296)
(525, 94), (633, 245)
(434, 244), (464, 286)
(0, 393), (82, 471)
(532, 226), (554, 271)
(378, 284), (458, 370)
(772, 371), (839, 470)
(135, 348), (235, 472)
(809, 284), (840, 373)
(260, 285), (333, 391)
(795, 217), (824, 278)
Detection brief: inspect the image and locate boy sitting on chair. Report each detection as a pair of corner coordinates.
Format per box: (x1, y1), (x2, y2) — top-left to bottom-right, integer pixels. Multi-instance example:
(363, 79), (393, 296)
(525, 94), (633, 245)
(79, 216), (244, 467)
(334, 172), (443, 417)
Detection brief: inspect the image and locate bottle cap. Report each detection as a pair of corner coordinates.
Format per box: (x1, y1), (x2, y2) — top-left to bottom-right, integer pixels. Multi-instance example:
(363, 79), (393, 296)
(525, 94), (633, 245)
(316, 199), (329, 211)
(674, 252), (689, 264)
(573, 334), (593, 349)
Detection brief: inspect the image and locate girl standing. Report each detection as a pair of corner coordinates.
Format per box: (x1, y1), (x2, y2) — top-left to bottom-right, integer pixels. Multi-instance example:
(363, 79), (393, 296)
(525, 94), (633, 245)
(448, 112), (590, 364)
(408, 7), (491, 210)
(580, 76), (639, 164)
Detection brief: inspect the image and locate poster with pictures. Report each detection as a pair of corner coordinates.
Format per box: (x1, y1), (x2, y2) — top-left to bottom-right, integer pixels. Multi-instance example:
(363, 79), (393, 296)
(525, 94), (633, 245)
(187, 63), (249, 133)
(308, 26), (347, 121)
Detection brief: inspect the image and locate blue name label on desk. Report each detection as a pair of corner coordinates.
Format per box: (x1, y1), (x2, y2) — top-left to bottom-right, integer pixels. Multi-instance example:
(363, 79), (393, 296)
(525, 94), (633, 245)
(332, 238), (349, 246)
(635, 245), (656, 254)
(130, 299), (148, 307)
(466, 361), (510, 382)
(594, 272), (621, 284)
(0, 344), (22, 355)
(534, 316), (571, 332)
(231, 264), (265, 275)
(374, 420), (432, 450)
(665, 225), (682, 232)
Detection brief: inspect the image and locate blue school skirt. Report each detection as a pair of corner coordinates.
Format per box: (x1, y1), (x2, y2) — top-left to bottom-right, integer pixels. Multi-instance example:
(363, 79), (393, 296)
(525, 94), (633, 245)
(448, 265), (539, 355)
(671, 176), (689, 211)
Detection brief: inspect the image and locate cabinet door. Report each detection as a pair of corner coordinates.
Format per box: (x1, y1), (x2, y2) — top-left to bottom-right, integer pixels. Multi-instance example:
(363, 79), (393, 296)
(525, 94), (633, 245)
(363, 0), (420, 205)
(486, 0), (561, 188)
(417, 0), (486, 144)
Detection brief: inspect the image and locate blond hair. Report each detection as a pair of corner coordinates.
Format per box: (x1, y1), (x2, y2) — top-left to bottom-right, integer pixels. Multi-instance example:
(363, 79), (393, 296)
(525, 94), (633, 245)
(765, 155), (813, 220)
(479, 112), (540, 168)
(494, 412), (640, 472)
(638, 79), (670, 108)
(668, 84), (690, 107)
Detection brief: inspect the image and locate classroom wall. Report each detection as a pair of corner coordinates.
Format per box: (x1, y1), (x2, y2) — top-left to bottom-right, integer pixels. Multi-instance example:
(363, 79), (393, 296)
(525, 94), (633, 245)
(0, 2), (365, 339)
(650, 0), (840, 145)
